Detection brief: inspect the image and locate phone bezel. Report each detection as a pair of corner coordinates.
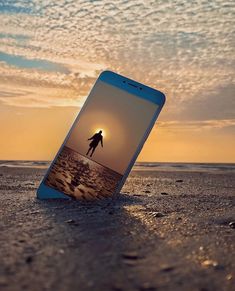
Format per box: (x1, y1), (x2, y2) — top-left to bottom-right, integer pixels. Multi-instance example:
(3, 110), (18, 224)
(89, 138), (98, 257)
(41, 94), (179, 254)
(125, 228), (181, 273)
(37, 70), (165, 199)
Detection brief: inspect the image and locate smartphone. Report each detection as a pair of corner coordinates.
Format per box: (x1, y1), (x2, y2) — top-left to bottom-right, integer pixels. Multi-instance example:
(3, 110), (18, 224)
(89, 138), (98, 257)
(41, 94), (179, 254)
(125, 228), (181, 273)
(37, 71), (165, 200)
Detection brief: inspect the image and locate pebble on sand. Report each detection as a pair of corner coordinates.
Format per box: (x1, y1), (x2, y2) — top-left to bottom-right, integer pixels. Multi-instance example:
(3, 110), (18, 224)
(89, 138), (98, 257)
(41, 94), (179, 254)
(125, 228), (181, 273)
(122, 251), (139, 260)
(65, 219), (75, 223)
(30, 210), (40, 215)
(201, 259), (219, 268)
(160, 265), (175, 272)
(65, 219), (79, 225)
(151, 212), (166, 218)
(25, 182), (34, 186)
(226, 274), (233, 280)
(25, 256), (33, 264)
(228, 221), (235, 229)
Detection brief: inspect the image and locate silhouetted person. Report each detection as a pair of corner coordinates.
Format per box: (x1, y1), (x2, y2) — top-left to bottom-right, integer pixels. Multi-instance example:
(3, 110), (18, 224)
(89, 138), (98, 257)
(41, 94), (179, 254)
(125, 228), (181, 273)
(86, 130), (103, 157)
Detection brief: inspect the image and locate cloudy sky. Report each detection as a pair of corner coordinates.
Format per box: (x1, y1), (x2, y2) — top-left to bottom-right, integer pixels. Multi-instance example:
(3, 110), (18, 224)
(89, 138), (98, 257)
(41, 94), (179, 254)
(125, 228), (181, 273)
(0, 0), (234, 162)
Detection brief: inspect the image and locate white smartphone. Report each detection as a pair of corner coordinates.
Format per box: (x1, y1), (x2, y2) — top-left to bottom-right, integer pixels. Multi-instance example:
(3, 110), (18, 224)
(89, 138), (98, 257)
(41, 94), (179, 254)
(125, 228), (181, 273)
(37, 71), (165, 200)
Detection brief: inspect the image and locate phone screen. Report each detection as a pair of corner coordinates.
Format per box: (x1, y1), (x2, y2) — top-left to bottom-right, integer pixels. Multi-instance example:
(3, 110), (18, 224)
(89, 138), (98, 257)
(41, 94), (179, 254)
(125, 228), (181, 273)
(45, 80), (158, 199)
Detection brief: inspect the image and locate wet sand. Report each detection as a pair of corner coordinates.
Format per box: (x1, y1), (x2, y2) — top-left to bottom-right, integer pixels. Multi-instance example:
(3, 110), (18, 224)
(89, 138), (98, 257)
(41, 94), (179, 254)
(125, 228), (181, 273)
(0, 167), (234, 291)
(45, 146), (122, 200)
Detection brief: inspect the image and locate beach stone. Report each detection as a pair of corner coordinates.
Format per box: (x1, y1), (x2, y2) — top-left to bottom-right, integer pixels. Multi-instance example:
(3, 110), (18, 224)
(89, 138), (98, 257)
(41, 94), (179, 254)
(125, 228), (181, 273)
(30, 210), (40, 215)
(25, 256), (33, 264)
(226, 274), (233, 280)
(199, 255), (223, 270)
(151, 212), (166, 218)
(228, 221), (235, 229)
(201, 259), (219, 268)
(65, 219), (75, 224)
(160, 265), (175, 272)
(122, 251), (139, 260)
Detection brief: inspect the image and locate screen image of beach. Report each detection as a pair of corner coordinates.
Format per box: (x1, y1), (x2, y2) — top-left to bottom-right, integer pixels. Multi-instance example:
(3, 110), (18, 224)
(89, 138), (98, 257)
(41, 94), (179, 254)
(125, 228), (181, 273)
(45, 80), (158, 200)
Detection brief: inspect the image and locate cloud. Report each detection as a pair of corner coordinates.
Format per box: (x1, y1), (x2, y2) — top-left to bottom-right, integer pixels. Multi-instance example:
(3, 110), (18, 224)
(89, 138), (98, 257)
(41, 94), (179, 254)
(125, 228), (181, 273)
(157, 119), (235, 132)
(181, 84), (235, 121)
(0, 0), (234, 111)
(0, 51), (70, 73)
(0, 82), (83, 108)
(161, 83), (235, 122)
(0, 62), (98, 107)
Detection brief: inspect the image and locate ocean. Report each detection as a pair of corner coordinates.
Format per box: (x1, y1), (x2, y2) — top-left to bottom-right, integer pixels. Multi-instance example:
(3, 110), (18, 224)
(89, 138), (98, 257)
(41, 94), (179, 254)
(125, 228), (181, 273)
(0, 160), (235, 173)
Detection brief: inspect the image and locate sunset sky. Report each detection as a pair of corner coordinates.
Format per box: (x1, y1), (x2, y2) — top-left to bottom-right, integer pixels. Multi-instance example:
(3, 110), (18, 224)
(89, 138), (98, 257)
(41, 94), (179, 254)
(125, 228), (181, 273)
(0, 0), (234, 162)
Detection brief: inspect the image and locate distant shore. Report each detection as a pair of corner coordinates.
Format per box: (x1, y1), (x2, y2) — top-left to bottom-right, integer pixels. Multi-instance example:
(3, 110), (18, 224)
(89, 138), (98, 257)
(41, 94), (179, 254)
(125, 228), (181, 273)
(0, 160), (235, 173)
(0, 166), (234, 291)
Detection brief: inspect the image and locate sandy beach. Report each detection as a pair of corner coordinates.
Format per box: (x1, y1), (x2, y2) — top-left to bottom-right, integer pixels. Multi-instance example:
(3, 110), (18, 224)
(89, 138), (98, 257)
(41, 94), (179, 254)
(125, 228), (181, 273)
(45, 146), (123, 200)
(0, 164), (234, 291)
